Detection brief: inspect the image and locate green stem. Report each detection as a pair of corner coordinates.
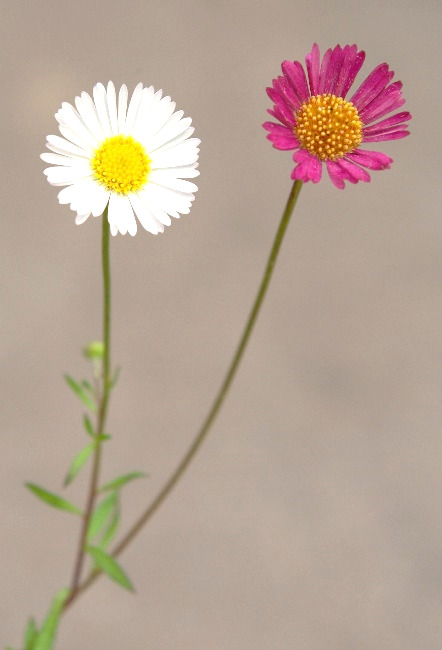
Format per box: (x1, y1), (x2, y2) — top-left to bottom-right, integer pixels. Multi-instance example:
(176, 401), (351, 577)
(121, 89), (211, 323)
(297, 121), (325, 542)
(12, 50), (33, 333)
(65, 208), (112, 606)
(68, 179), (303, 602)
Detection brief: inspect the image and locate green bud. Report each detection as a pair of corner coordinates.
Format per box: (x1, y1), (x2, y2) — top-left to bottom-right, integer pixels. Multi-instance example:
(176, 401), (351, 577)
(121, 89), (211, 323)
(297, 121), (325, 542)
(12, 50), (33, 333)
(83, 341), (105, 360)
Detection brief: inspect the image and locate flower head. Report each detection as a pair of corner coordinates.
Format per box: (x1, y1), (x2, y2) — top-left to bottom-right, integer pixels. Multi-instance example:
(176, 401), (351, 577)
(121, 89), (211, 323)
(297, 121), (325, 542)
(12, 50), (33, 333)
(263, 44), (411, 188)
(42, 82), (200, 235)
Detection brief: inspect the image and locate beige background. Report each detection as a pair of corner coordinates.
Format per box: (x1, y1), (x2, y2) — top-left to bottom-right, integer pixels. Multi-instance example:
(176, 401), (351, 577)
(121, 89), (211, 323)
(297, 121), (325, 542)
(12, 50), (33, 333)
(1, 0), (441, 648)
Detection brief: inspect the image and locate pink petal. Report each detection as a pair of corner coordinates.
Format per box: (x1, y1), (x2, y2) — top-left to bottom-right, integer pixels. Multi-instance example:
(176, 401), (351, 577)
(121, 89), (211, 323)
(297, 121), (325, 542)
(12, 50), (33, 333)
(293, 149), (311, 163)
(318, 47), (333, 93)
(363, 111), (411, 134)
(350, 64), (393, 111)
(323, 45), (345, 95)
(363, 130), (410, 142)
(360, 82), (405, 124)
(266, 87), (296, 126)
(308, 155), (323, 183)
(263, 122), (298, 149)
(326, 160), (346, 189)
(345, 149), (392, 170)
(333, 45), (356, 96)
(336, 158), (371, 183)
(275, 75), (303, 111)
(282, 60), (310, 105)
(363, 124), (408, 137)
(267, 107), (295, 129)
(306, 43), (321, 96)
(291, 150), (322, 183)
(340, 49), (366, 98)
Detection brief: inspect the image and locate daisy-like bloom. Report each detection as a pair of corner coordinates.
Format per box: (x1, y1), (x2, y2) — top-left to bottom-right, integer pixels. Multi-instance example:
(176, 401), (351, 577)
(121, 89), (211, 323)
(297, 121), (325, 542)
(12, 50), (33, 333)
(42, 82), (200, 235)
(263, 44), (411, 188)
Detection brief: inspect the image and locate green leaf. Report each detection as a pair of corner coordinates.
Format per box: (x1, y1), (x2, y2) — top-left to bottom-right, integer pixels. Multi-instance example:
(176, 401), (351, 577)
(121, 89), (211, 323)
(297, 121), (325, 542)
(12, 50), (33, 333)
(87, 492), (118, 542)
(26, 483), (82, 515)
(23, 618), (39, 650)
(35, 588), (69, 650)
(83, 414), (95, 437)
(99, 471), (147, 493)
(64, 375), (97, 413)
(63, 442), (94, 486)
(98, 502), (120, 549)
(81, 379), (94, 394)
(96, 433), (111, 442)
(86, 546), (134, 592)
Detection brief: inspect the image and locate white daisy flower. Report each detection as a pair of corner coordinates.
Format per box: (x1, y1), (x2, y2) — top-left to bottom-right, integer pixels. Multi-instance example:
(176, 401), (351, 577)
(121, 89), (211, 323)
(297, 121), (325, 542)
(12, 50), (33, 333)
(41, 82), (200, 236)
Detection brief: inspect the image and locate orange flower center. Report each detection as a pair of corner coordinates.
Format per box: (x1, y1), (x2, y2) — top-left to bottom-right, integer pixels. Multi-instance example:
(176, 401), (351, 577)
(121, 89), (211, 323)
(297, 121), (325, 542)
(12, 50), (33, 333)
(295, 94), (362, 161)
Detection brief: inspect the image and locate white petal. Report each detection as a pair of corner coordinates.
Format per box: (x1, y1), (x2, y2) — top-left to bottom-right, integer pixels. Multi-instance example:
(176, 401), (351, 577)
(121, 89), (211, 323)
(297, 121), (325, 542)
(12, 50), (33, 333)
(110, 224), (119, 236)
(146, 114), (192, 152)
(150, 139), (200, 168)
(150, 127), (195, 154)
(165, 164), (200, 179)
(58, 124), (94, 153)
(46, 135), (90, 158)
(57, 179), (101, 215)
(145, 183), (194, 216)
(44, 165), (92, 186)
(93, 83), (112, 138)
(75, 212), (91, 225)
(108, 193), (137, 236)
(90, 186), (110, 217)
(133, 95), (175, 145)
(148, 171), (198, 193)
(138, 190), (171, 226)
(117, 84), (128, 134)
(106, 81), (118, 135)
(75, 92), (105, 141)
(58, 102), (98, 146)
(123, 83), (144, 135)
(40, 152), (79, 166)
(129, 193), (161, 234)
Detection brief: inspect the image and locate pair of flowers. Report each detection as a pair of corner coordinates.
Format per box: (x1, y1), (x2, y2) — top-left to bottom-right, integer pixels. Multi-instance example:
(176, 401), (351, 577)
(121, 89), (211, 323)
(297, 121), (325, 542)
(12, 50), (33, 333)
(42, 43), (411, 236)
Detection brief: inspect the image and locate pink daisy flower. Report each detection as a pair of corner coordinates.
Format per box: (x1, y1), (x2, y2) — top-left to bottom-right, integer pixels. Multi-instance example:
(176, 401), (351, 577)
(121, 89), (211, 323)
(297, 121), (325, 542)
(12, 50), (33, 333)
(263, 44), (411, 188)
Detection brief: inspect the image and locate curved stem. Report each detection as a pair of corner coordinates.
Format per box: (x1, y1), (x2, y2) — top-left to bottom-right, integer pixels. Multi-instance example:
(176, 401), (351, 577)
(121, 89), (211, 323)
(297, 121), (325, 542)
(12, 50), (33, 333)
(65, 209), (111, 606)
(69, 179), (303, 603)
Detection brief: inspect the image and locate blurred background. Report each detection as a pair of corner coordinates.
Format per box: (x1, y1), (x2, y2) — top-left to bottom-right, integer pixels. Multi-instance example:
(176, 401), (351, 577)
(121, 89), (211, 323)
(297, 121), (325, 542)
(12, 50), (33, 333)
(1, 0), (441, 648)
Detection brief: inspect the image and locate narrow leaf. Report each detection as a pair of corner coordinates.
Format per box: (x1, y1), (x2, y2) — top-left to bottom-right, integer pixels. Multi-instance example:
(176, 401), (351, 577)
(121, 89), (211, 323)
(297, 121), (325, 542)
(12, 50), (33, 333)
(64, 375), (96, 412)
(87, 492), (117, 542)
(96, 433), (111, 442)
(23, 618), (39, 650)
(98, 503), (120, 549)
(81, 379), (94, 394)
(26, 483), (82, 515)
(35, 588), (69, 650)
(86, 545), (134, 592)
(83, 414), (95, 437)
(99, 471), (147, 493)
(63, 442), (94, 486)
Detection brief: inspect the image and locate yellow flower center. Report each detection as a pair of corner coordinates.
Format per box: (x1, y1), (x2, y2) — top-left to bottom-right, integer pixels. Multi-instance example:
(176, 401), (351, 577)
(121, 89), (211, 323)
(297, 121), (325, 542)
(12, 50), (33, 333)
(295, 94), (362, 161)
(91, 135), (151, 194)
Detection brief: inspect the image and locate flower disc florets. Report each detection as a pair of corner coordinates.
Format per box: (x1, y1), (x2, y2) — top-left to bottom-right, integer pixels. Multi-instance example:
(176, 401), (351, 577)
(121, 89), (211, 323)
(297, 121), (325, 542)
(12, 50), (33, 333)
(295, 94), (362, 161)
(91, 135), (151, 195)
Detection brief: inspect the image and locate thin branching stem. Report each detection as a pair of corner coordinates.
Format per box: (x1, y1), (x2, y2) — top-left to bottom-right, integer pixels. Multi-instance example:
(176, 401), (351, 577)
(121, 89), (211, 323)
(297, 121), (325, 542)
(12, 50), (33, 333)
(65, 180), (303, 606)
